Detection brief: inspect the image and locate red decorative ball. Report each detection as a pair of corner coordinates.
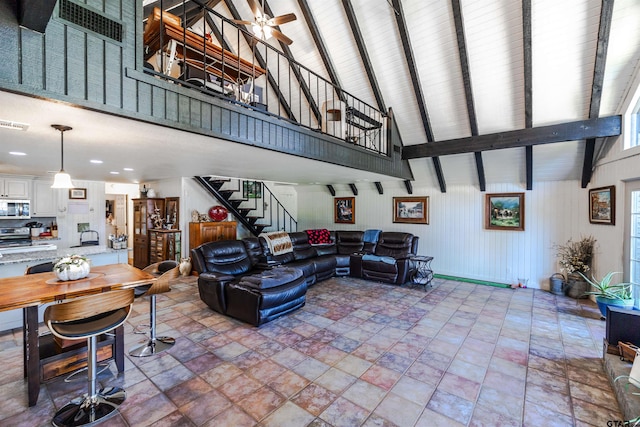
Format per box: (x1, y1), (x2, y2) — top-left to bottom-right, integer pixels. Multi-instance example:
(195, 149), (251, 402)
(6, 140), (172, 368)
(208, 205), (228, 222)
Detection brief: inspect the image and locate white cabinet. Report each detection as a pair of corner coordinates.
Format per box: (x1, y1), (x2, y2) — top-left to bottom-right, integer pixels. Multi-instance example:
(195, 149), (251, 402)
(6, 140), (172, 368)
(32, 181), (57, 216)
(0, 178), (30, 198)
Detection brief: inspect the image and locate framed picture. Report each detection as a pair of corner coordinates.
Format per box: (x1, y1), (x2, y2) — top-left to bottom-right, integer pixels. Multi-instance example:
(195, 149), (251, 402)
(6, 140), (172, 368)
(485, 193), (525, 231)
(69, 188), (86, 199)
(335, 197), (355, 224)
(165, 197), (180, 227)
(589, 185), (615, 225)
(393, 197), (429, 224)
(243, 181), (262, 199)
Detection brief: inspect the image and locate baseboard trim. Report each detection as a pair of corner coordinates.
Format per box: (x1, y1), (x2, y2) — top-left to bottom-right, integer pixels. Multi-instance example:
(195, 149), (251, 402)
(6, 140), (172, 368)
(433, 274), (511, 289)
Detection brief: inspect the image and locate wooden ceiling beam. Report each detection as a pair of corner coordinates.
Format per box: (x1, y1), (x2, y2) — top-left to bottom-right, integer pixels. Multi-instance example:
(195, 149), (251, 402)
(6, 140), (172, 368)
(403, 116), (622, 159)
(262, 0), (322, 124)
(18, 0), (56, 33)
(451, 0), (485, 192)
(522, 0), (533, 190)
(297, 0), (346, 103)
(581, 0), (614, 188)
(391, 0), (446, 193)
(341, 0), (386, 112)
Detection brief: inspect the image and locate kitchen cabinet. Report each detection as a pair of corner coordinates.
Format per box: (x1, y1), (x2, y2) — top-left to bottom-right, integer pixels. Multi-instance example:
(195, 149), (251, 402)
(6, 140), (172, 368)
(132, 198), (165, 269)
(32, 181), (57, 216)
(149, 229), (181, 263)
(0, 177), (30, 199)
(189, 221), (237, 251)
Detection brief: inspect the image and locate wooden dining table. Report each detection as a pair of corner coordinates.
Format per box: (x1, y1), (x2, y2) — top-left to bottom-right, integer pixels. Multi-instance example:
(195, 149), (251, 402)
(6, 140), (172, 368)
(0, 263), (155, 407)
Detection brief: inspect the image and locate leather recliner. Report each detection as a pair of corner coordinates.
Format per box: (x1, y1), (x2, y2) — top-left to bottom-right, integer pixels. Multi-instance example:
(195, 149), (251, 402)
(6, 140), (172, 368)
(191, 239), (308, 326)
(351, 232), (419, 285)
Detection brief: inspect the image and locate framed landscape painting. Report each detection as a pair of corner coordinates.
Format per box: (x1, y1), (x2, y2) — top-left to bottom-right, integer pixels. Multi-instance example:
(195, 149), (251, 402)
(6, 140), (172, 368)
(335, 197), (355, 224)
(485, 193), (524, 231)
(393, 197), (429, 224)
(589, 185), (615, 225)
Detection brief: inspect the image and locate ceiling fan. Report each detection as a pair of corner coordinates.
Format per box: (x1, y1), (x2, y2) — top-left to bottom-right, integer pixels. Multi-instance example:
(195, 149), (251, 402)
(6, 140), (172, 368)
(233, 0), (297, 45)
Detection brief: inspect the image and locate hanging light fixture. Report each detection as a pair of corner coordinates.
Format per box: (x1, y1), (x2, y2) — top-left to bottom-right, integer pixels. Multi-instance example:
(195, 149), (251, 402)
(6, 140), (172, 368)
(51, 124), (74, 189)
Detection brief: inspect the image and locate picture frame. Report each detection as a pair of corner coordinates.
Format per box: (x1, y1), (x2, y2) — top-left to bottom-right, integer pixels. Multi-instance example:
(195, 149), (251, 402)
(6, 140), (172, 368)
(243, 181), (262, 199)
(69, 188), (86, 199)
(393, 197), (429, 224)
(589, 185), (615, 225)
(334, 197), (355, 224)
(165, 197), (180, 228)
(485, 193), (525, 231)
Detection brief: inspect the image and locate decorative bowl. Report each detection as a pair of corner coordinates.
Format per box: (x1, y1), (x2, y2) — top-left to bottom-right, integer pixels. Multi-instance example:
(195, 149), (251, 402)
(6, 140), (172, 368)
(208, 205), (228, 222)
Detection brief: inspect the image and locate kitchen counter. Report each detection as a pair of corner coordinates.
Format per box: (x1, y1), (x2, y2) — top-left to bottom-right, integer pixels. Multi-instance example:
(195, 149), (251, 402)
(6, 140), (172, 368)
(0, 245), (131, 331)
(0, 245), (128, 265)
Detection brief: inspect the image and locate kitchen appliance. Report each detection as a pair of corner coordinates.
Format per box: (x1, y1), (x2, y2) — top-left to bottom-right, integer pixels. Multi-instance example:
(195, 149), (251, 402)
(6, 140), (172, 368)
(0, 200), (30, 219)
(0, 226), (56, 254)
(0, 226), (32, 246)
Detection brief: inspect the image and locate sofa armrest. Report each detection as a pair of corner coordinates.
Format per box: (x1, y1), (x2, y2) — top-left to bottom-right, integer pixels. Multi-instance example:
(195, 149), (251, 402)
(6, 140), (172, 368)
(199, 272), (236, 284)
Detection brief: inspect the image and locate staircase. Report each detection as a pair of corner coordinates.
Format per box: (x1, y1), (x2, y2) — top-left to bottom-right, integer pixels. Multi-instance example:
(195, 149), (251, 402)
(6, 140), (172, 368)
(194, 176), (297, 236)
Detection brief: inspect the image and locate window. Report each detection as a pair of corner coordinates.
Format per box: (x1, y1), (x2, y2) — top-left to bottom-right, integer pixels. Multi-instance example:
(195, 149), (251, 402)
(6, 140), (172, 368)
(626, 184), (640, 308)
(627, 94), (640, 149)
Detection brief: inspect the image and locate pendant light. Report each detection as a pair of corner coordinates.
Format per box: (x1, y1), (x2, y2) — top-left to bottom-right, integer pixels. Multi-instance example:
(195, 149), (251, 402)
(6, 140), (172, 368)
(51, 124), (74, 189)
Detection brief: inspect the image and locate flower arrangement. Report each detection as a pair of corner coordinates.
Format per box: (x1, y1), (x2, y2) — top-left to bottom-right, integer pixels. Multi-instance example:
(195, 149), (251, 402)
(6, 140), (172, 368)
(554, 236), (596, 275)
(148, 204), (165, 229)
(54, 254), (90, 281)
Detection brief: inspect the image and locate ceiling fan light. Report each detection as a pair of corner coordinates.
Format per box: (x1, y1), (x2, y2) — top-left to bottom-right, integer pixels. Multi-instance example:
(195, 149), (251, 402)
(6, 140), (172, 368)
(262, 25), (273, 39)
(51, 171), (74, 188)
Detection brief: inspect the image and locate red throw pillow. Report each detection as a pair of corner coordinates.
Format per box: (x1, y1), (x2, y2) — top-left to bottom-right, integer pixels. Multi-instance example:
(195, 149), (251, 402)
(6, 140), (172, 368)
(306, 229), (331, 244)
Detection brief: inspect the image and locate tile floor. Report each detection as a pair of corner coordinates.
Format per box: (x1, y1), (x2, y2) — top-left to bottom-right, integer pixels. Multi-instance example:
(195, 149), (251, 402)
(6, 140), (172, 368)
(0, 276), (624, 426)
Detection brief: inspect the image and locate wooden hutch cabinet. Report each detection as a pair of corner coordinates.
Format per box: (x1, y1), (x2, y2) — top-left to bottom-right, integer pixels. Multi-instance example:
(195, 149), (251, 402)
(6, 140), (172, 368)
(149, 229), (182, 263)
(132, 198), (165, 269)
(189, 221), (237, 251)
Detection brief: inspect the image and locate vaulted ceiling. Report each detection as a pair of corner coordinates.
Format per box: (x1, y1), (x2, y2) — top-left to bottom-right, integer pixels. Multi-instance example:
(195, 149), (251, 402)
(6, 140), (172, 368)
(5, 0), (640, 190)
(160, 0), (640, 190)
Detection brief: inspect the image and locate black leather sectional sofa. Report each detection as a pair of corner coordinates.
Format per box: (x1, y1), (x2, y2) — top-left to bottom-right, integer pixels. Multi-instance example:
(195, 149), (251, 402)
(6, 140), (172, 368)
(190, 230), (419, 326)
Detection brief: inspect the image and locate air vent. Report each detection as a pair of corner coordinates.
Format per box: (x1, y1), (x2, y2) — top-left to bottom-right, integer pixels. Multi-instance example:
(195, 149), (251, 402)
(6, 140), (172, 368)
(394, 145), (401, 153)
(59, 0), (123, 42)
(0, 120), (29, 131)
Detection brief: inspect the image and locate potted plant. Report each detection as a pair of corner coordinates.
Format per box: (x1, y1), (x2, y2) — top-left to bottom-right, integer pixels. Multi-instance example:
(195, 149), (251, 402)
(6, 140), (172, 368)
(54, 254), (91, 281)
(555, 236), (596, 298)
(580, 271), (634, 318)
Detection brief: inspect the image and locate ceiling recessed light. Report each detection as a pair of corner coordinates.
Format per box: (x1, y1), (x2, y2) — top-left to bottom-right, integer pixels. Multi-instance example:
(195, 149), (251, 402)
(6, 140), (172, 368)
(9, 151), (26, 156)
(110, 171), (120, 175)
(123, 167), (133, 171)
(90, 159), (103, 164)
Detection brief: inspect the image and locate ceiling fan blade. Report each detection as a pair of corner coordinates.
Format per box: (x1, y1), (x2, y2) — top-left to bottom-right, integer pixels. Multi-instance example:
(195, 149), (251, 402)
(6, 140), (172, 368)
(271, 28), (293, 45)
(232, 19), (254, 26)
(247, 0), (263, 19)
(268, 13), (297, 26)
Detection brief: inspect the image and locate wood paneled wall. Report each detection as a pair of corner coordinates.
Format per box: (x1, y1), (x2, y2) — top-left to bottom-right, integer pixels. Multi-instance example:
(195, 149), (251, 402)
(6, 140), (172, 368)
(297, 180), (591, 289)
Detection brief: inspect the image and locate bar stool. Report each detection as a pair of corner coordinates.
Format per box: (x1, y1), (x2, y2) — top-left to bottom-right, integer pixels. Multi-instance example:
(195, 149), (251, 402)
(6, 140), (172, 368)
(25, 261), (55, 274)
(129, 260), (179, 357)
(45, 289), (135, 427)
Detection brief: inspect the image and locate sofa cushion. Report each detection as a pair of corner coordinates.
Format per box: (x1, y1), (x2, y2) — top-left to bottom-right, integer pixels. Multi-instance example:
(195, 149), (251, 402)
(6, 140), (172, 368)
(336, 231), (365, 255)
(375, 232), (414, 258)
(290, 232), (317, 261)
(193, 240), (253, 275)
(306, 228), (331, 244)
(238, 268), (303, 290)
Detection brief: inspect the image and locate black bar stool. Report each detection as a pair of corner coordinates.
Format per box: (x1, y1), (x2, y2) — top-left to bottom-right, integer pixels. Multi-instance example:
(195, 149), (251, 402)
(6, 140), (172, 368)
(45, 289), (135, 427)
(129, 260), (179, 357)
